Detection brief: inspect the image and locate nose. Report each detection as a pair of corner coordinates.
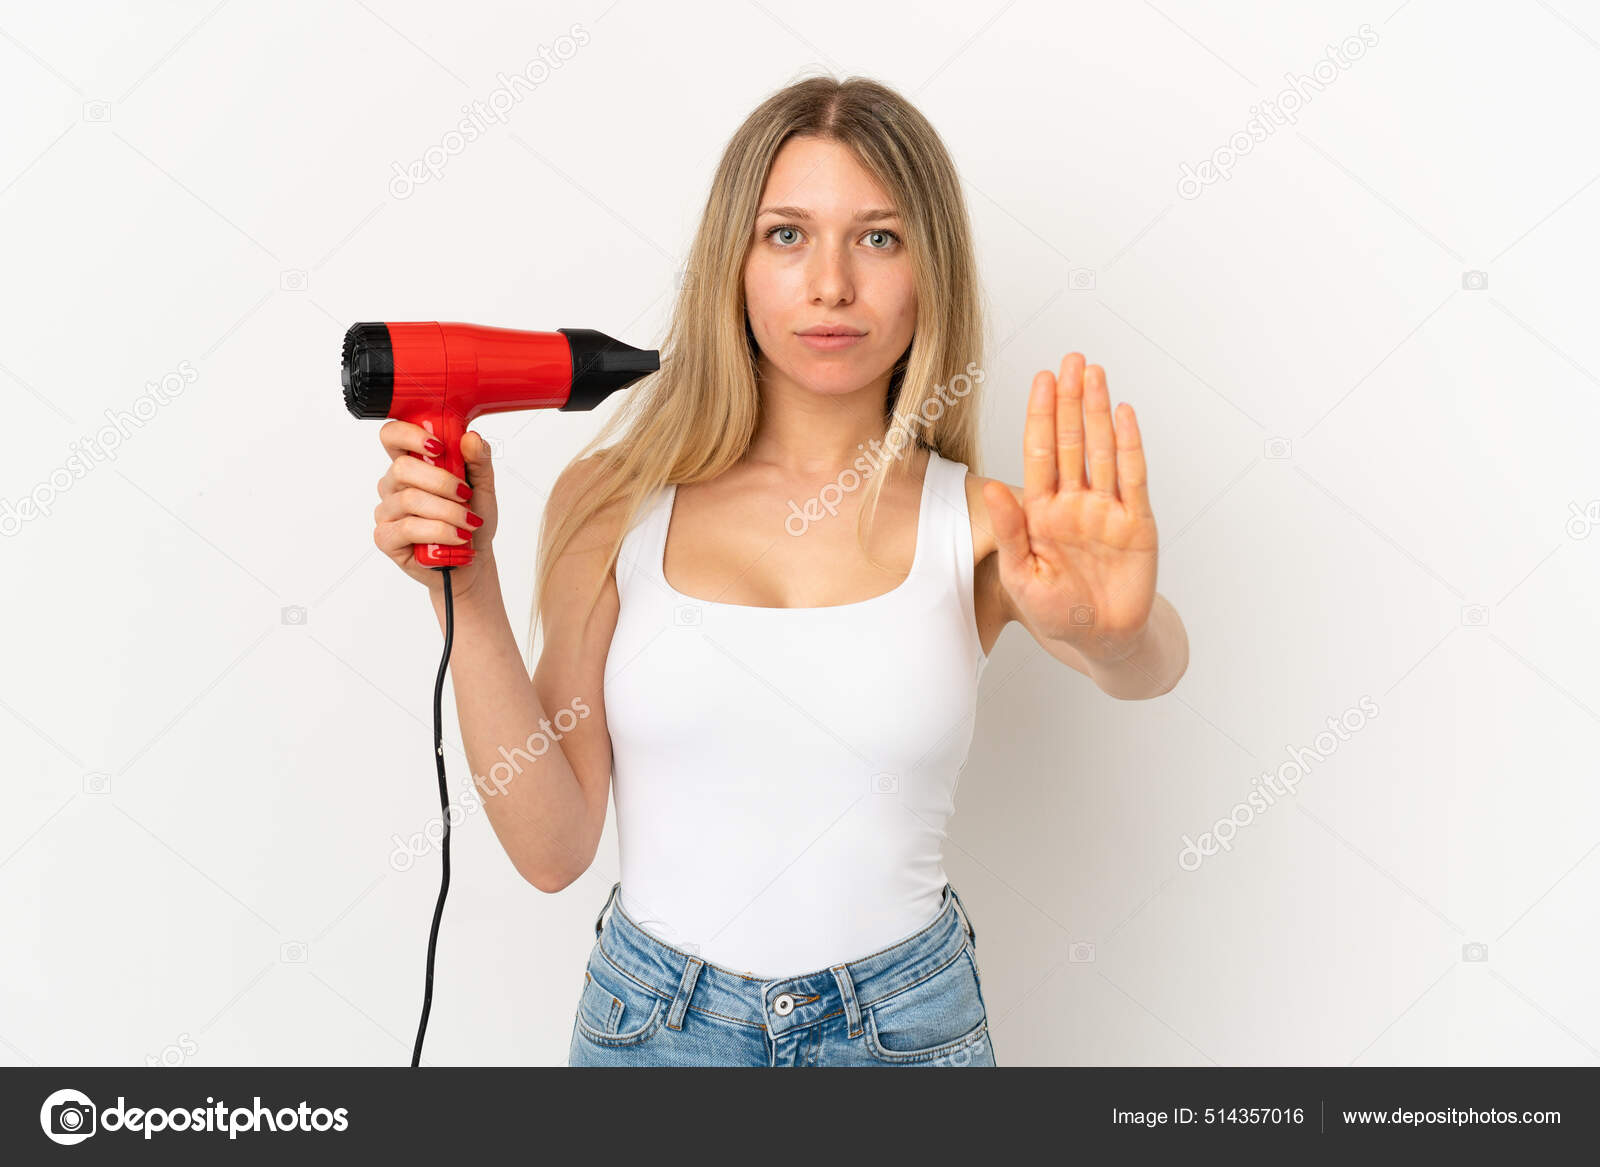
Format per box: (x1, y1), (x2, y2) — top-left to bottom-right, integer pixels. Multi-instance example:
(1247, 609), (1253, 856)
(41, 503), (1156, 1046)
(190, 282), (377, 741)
(806, 240), (855, 306)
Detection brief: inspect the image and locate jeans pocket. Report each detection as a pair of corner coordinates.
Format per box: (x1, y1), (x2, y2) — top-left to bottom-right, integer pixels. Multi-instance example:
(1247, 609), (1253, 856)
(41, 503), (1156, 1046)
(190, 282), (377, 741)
(863, 946), (990, 1065)
(573, 951), (668, 1049)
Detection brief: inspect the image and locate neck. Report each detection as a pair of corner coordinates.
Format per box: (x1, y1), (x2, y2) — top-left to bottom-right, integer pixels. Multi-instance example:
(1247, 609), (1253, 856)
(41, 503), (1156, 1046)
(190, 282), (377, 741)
(743, 360), (912, 477)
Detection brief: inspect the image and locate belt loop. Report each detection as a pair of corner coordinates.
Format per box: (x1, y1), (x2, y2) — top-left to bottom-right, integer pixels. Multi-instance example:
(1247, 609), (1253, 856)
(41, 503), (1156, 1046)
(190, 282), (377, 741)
(946, 881), (976, 947)
(667, 956), (703, 1030)
(595, 881), (620, 939)
(831, 963), (863, 1038)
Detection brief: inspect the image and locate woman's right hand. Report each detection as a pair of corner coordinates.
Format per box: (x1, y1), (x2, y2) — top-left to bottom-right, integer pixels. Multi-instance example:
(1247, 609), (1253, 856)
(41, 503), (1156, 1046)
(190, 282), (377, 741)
(373, 421), (498, 598)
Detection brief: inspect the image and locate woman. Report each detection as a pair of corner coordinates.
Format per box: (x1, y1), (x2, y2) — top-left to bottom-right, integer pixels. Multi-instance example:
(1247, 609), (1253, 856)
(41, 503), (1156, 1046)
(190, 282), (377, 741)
(370, 75), (1188, 1066)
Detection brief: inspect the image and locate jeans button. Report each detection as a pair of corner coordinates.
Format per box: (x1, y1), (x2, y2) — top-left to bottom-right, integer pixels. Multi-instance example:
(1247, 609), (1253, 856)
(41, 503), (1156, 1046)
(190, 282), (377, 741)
(773, 993), (794, 1016)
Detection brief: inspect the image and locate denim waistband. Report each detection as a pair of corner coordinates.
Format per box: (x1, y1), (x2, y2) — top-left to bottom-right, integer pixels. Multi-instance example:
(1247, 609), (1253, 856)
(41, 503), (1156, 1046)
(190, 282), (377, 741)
(588, 881), (978, 1038)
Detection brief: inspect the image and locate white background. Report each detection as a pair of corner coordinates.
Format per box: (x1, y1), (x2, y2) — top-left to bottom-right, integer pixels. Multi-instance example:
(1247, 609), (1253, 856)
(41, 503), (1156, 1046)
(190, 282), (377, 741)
(2, 0), (1598, 1067)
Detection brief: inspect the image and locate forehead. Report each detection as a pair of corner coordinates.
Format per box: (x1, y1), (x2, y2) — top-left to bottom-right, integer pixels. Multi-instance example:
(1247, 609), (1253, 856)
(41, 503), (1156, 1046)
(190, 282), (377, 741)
(759, 136), (895, 214)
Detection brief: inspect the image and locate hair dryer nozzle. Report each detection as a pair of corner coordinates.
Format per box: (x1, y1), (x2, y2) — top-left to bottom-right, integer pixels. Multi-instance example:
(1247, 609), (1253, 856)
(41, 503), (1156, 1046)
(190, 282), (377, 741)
(558, 328), (660, 411)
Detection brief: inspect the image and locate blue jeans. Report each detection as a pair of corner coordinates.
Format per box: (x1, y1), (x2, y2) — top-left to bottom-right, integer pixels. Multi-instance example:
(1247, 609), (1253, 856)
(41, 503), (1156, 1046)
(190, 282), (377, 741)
(567, 880), (996, 1067)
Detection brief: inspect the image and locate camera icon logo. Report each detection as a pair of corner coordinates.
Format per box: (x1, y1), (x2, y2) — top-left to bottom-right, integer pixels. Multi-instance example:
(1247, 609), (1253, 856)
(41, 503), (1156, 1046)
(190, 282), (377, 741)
(83, 771), (111, 795)
(1461, 942), (1489, 962)
(1566, 500), (1600, 540)
(1069, 941), (1096, 963)
(40, 1089), (97, 1145)
(280, 269), (308, 292)
(1461, 270), (1488, 291)
(1069, 604), (1095, 626)
(1459, 604), (1488, 627)
(280, 941), (308, 963)
(146, 1031), (199, 1068)
(869, 772), (900, 794)
(82, 101), (111, 123)
(281, 605), (308, 626)
(673, 604), (702, 627)
(1069, 268), (1096, 291)
(1264, 437), (1292, 460)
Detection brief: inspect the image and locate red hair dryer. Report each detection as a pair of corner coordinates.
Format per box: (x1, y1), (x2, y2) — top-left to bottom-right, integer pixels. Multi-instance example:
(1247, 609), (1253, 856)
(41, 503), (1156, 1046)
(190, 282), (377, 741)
(340, 320), (657, 1068)
(341, 322), (659, 567)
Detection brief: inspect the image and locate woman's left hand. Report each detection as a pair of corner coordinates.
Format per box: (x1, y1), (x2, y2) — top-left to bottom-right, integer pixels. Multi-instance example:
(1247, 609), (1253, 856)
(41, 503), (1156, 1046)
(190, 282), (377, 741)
(981, 353), (1160, 663)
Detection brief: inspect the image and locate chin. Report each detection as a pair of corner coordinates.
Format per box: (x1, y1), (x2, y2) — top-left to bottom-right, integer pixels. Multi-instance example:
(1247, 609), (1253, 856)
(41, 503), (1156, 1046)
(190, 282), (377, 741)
(788, 363), (876, 395)
(801, 381), (871, 398)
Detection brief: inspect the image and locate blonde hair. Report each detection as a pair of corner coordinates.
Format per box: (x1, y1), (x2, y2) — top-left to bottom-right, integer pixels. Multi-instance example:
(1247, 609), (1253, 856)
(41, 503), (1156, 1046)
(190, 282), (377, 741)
(525, 72), (989, 664)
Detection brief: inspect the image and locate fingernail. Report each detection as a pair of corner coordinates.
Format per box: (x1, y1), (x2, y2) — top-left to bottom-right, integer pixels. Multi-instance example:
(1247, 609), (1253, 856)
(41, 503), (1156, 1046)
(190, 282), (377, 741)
(456, 527), (472, 540)
(425, 438), (445, 456)
(465, 512), (483, 528)
(457, 484), (472, 500)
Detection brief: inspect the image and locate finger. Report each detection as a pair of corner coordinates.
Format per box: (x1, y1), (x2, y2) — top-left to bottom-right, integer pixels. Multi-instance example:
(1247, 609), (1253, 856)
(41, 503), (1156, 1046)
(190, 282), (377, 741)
(379, 418), (441, 462)
(982, 480), (1032, 573)
(374, 485), (477, 530)
(385, 454), (474, 504)
(374, 515), (473, 556)
(1022, 370), (1059, 505)
(1083, 363), (1117, 497)
(1113, 402), (1152, 516)
(1055, 352), (1087, 492)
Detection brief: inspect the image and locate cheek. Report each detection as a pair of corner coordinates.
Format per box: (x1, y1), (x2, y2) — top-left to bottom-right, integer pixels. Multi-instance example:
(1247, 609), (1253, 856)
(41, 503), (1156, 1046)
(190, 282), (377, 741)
(742, 259), (789, 325)
(872, 272), (916, 334)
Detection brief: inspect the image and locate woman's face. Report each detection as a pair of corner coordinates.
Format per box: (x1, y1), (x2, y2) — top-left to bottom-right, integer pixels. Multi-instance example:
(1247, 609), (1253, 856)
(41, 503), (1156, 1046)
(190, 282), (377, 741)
(743, 135), (916, 400)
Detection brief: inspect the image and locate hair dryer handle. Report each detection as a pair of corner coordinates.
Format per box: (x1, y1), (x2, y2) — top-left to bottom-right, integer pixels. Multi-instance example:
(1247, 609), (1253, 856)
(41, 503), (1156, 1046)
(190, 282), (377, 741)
(398, 405), (474, 569)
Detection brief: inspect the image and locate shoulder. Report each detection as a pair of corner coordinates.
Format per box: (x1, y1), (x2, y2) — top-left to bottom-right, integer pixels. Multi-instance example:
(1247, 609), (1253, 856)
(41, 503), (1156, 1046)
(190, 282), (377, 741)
(955, 468), (1008, 564)
(547, 453), (633, 551)
(956, 465), (1022, 626)
(538, 452), (642, 623)
(548, 452), (608, 517)
(535, 454), (637, 664)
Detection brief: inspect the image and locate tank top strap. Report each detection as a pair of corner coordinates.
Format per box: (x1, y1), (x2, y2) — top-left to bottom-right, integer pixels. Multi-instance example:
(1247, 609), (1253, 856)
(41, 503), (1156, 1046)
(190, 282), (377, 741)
(922, 447), (976, 586)
(923, 447), (986, 670)
(614, 479), (674, 594)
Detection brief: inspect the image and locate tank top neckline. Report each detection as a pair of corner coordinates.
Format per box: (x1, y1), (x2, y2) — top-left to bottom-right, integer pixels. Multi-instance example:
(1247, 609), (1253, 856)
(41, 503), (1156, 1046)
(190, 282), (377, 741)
(654, 448), (945, 616)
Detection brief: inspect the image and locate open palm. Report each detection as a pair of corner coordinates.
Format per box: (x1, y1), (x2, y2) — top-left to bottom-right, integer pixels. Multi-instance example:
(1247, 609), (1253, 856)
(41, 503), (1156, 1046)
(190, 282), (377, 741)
(981, 353), (1159, 661)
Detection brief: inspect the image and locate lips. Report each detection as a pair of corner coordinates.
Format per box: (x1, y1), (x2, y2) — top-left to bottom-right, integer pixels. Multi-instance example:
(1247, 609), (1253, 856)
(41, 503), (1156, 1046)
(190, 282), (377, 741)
(797, 331), (866, 351)
(797, 326), (865, 336)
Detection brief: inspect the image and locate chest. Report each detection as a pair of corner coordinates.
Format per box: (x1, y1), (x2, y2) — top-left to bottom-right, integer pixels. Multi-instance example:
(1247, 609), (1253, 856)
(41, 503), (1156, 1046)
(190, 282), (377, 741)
(662, 480), (927, 610)
(605, 583), (983, 776)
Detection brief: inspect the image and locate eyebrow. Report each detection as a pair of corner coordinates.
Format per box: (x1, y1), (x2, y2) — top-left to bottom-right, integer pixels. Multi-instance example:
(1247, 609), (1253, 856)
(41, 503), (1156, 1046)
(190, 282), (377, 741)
(756, 205), (901, 223)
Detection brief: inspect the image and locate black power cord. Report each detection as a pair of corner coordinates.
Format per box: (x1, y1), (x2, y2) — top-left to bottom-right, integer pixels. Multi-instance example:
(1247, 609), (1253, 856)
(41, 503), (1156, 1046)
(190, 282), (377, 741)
(412, 564), (455, 1066)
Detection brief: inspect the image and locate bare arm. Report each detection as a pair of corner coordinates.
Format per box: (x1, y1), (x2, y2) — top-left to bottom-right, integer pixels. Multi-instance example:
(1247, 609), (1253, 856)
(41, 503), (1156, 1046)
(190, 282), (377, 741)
(425, 457), (620, 892)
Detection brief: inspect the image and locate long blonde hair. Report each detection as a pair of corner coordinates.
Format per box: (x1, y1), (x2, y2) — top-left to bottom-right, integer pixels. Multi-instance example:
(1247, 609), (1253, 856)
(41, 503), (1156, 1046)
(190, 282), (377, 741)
(525, 72), (989, 665)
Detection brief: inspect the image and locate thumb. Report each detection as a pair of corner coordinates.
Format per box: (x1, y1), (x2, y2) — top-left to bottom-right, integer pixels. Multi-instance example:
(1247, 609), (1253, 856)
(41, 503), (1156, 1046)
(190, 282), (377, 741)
(462, 430), (496, 490)
(983, 480), (1030, 576)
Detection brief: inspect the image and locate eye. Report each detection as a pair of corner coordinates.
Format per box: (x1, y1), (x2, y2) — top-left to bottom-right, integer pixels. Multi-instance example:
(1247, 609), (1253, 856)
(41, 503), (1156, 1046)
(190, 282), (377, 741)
(761, 225), (902, 251)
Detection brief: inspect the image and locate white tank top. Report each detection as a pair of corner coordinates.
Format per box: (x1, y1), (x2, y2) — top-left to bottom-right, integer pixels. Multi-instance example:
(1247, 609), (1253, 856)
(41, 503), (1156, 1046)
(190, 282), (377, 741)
(602, 447), (990, 977)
